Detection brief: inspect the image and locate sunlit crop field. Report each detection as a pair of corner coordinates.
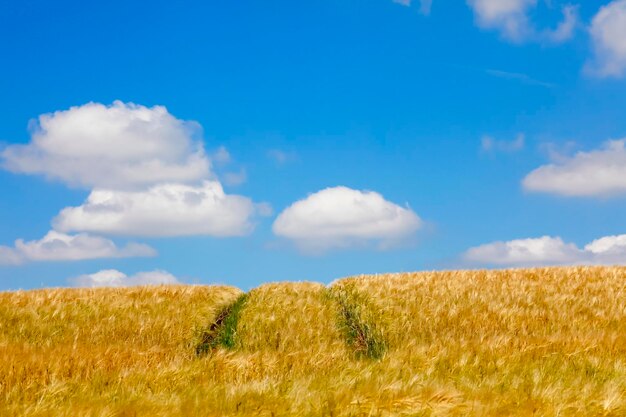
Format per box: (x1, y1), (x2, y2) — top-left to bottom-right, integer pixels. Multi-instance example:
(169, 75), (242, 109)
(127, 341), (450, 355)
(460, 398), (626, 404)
(2, 267), (626, 416)
(0, 285), (242, 416)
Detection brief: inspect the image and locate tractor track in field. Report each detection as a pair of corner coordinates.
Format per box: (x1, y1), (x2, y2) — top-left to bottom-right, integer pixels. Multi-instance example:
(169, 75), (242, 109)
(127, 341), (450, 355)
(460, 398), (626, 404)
(196, 284), (388, 361)
(195, 293), (248, 356)
(328, 285), (387, 360)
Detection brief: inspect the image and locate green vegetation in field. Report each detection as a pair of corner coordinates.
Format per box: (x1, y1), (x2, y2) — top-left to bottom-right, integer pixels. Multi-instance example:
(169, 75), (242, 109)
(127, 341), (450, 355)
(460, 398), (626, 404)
(329, 284), (387, 360)
(195, 293), (248, 355)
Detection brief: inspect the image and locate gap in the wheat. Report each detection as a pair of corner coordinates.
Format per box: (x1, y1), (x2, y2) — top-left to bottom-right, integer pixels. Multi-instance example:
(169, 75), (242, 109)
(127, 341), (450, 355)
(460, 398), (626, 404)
(328, 286), (387, 360)
(195, 293), (248, 356)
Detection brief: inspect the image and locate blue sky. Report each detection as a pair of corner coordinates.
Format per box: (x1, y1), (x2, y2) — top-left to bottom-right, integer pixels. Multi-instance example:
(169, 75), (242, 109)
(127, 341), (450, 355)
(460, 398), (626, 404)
(2, 0), (626, 290)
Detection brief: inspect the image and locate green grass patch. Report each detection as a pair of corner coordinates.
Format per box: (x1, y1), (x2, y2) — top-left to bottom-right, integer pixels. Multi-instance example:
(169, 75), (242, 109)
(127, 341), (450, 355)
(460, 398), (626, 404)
(329, 285), (387, 360)
(195, 293), (248, 355)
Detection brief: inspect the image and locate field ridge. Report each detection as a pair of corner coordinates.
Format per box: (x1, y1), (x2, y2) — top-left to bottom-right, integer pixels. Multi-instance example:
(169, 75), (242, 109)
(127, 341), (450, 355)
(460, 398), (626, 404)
(2, 266), (626, 416)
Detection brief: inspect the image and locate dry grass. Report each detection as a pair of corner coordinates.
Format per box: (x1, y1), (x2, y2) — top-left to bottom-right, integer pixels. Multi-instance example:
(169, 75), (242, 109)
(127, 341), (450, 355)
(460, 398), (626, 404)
(0, 285), (242, 416)
(333, 266), (626, 415)
(2, 267), (626, 416)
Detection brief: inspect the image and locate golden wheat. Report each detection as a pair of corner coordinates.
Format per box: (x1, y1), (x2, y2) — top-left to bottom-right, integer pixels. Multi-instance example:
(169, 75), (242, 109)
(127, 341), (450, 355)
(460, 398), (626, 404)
(333, 267), (626, 415)
(0, 285), (241, 416)
(1, 267), (626, 416)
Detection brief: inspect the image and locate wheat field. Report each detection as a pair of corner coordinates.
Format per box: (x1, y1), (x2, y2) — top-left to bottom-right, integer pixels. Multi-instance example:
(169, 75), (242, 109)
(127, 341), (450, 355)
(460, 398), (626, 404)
(1, 267), (626, 416)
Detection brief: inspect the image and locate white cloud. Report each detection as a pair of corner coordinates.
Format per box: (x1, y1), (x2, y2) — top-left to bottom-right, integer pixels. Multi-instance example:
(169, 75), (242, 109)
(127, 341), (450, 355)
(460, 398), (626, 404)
(467, 0), (578, 44)
(586, 0), (626, 78)
(54, 181), (259, 237)
(464, 234), (626, 266)
(468, 0), (534, 41)
(464, 236), (581, 266)
(584, 234), (626, 262)
(0, 101), (266, 240)
(392, 0), (432, 14)
(71, 269), (180, 287)
(0, 247), (23, 266)
(267, 149), (297, 165)
(481, 133), (525, 153)
(211, 146), (232, 165)
(420, 0), (433, 14)
(523, 139), (626, 197)
(1, 101), (210, 189)
(538, 141), (578, 163)
(0, 231), (155, 265)
(272, 186), (422, 252)
(222, 169), (247, 186)
(544, 4), (579, 43)
(256, 202), (274, 217)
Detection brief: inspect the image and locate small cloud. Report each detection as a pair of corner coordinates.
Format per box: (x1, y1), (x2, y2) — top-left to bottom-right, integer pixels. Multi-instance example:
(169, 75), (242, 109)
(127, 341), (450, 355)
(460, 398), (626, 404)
(211, 146), (232, 165)
(273, 186), (421, 253)
(222, 168), (247, 186)
(267, 149), (297, 165)
(71, 269), (181, 287)
(419, 0), (432, 14)
(538, 141), (578, 163)
(481, 133), (525, 153)
(464, 233), (626, 267)
(0, 231), (155, 266)
(543, 4), (579, 44)
(392, 0), (432, 14)
(585, 0), (626, 78)
(211, 146), (248, 186)
(584, 234), (626, 259)
(464, 236), (580, 266)
(467, 0), (578, 44)
(255, 202), (274, 217)
(523, 139), (626, 197)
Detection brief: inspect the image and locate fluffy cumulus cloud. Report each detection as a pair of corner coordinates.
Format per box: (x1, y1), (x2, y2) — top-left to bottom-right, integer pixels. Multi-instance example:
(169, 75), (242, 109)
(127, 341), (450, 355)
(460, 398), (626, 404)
(0, 101), (264, 243)
(464, 234), (626, 267)
(0, 101), (209, 189)
(273, 186), (421, 252)
(71, 269), (180, 287)
(467, 0), (578, 44)
(0, 231), (155, 265)
(586, 0), (626, 77)
(523, 139), (626, 197)
(54, 181), (259, 237)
